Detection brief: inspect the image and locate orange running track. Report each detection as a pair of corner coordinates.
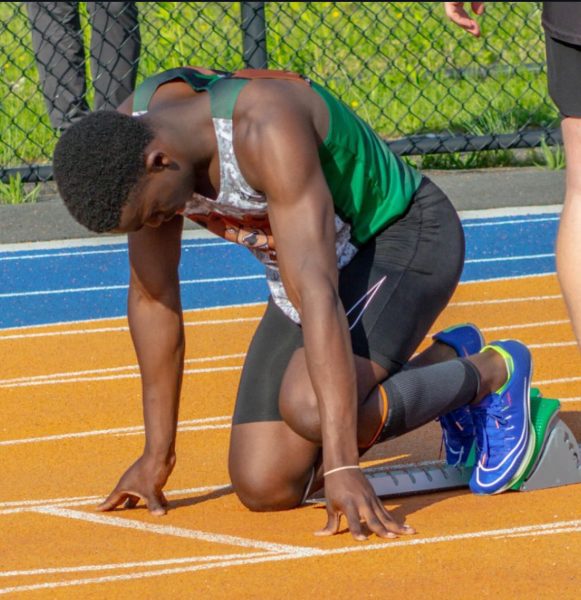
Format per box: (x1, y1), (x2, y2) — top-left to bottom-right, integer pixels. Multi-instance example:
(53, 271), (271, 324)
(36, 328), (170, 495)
(1, 274), (580, 598)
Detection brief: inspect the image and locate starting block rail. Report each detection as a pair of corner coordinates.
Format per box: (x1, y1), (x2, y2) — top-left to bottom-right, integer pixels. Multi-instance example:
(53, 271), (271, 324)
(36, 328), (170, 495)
(365, 390), (581, 498)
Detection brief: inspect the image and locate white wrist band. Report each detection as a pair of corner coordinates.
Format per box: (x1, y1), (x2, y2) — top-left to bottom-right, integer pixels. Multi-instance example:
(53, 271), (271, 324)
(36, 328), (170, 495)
(323, 465), (360, 477)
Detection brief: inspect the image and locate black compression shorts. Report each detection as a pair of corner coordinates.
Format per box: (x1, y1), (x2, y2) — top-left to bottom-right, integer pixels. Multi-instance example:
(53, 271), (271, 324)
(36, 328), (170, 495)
(545, 34), (581, 118)
(232, 177), (465, 425)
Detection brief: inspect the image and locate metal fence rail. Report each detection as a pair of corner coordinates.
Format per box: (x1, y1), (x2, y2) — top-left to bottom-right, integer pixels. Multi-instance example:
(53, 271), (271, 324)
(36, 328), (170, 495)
(0, 1), (558, 183)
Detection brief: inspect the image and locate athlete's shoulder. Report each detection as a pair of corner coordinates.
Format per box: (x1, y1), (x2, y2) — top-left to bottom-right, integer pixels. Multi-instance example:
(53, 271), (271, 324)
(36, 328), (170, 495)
(120, 66), (225, 117)
(236, 75), (326, 136)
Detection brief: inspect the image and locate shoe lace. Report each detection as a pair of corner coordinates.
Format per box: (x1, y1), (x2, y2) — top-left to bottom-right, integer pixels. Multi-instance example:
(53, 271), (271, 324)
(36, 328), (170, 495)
(472, 396), (510, 459)
(437, 410), (474, 465)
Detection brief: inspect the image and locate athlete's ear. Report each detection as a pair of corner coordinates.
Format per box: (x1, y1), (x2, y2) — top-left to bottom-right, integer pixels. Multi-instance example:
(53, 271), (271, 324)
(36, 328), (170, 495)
(144, 149), (173, 173)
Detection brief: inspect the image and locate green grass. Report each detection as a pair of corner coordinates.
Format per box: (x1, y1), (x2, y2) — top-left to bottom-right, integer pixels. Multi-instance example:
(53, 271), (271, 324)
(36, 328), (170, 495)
(266, 2), (557, 136)
(534, 139), (566, 169)
(0, 1), (559, 183)
(0, 173), (41, 204)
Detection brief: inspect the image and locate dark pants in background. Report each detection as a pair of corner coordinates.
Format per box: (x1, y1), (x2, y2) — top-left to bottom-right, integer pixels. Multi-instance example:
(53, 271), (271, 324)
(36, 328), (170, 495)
(27, 2), (141, 130)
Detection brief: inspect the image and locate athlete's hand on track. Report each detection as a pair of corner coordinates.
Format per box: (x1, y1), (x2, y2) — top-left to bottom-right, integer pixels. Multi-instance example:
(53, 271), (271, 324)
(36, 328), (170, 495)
(315, 469), (415, 541)
(96, 454), (176, 516)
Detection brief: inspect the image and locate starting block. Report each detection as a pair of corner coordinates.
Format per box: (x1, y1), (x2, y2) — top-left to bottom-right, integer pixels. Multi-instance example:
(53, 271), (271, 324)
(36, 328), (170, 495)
(366, 389), (581, 498)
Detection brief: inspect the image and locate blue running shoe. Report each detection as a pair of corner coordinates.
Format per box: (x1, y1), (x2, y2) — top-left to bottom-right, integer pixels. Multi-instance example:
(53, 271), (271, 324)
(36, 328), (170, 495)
(433, 324), (484, 466)
(469, 340), (536, 495)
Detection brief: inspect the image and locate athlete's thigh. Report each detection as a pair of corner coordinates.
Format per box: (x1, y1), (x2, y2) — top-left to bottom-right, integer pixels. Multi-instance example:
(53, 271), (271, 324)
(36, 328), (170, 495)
(232, 297), (302, 425)
(229, 299), (319, 507)
(340, 178), (464, 373)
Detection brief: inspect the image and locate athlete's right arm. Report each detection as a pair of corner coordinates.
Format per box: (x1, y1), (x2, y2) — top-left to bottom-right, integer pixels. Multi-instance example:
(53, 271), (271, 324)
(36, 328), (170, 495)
(97, 215), (185, 515)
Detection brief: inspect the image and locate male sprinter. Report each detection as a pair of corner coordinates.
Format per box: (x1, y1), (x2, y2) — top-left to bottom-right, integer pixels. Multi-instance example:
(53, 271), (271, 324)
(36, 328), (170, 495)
(53, 66), (535, 540)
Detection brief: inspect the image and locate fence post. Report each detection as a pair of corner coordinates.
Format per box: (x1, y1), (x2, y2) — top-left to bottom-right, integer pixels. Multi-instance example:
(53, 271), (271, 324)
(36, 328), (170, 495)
(240, 2), (268, 69)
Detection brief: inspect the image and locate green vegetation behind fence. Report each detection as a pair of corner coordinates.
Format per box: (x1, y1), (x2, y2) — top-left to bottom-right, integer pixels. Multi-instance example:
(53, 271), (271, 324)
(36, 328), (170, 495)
(0, 2), (558, 179)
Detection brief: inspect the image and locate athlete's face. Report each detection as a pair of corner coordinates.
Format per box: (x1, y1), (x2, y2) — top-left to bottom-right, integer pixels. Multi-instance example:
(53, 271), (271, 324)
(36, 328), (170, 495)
(116, 151), (194, 232)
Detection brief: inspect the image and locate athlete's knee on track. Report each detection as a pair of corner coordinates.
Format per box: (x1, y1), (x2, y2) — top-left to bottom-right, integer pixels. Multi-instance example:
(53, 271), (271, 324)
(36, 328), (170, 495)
(231, 470), (305, 512)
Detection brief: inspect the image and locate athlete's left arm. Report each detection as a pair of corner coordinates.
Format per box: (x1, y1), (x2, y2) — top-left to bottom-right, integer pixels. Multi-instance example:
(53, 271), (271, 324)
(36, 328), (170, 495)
(239, 92), (398, 541)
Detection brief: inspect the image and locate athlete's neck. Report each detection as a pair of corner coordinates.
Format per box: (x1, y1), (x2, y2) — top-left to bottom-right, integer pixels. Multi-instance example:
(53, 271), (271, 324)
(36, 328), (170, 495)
(145, 94), (220, 198)
(146, 95), (216, 173)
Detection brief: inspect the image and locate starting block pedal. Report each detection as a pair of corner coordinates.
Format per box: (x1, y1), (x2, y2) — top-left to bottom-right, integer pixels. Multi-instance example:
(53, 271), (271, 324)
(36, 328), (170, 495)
(366, 389), (581, 498)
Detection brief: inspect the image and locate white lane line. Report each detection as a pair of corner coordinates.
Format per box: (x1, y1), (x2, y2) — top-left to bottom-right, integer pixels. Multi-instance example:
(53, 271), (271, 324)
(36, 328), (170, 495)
(4, 357), (579, 445)
(480, 319), (569, 332)
(0, 496), (104, 511)
(0, 365), (243, 389)
(0, 462), (438, 512)
(0, 286), (558, 340)
(0, 283), (122, 298)
(559, 397), (581, 404)
(0, 551), (274, 578)
(0, 274), (264, 299)
(0, 314), (262, 341)
(1, 452), (575, 509)
(0, 248), (125, 261)
(449, 294), (562, 307)
(0, 210), (561, 263)
(0, 241), (230, 262)
(0, 292), (563, 342)
(0, 302), (265, 335)
(0, 353), (246, 386)
(0, 229), (215, 253)
(0, 325), (127, 341)
(3, 335), (577, 392)
(0, 554), (301, 596)
(0, 551), (278, 579)
(1, 519), (579, 596)
(422, 319), (570, 342)
(0, 484), (232, 513)
(462, 216), (560, 227)
(177, 423), (230, 433)
(0, 256), (555, 300)
(535, 375), (581, 386)
(0, 422), (230, 447)
(465, 252), (554, 264)
(0, 270), (559, 337)
(320, 520), (581, 555)
(0, 463), (445, 512)
(33, 507), (322, 557)
(466, 272), (555, 284)
(0, 416), (230, 447)
(0, 205), (555, 250)
(528, 341), (577, 349)
(457, 205), (562, 220)
(497, 527), (581, 539)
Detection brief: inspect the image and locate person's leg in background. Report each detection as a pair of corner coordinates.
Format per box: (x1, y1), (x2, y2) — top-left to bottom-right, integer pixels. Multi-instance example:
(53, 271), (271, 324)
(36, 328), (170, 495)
(556, 119), (581, 344)
(545, 35), (581, 348)
(27, 2), (89, 130)
(87, 2), (141, 111)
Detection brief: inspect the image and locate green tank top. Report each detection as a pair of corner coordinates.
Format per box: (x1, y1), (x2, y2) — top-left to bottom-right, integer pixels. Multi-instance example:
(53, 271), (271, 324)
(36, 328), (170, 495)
(132, 67), (422, 248)
(311, 81), (422, 245)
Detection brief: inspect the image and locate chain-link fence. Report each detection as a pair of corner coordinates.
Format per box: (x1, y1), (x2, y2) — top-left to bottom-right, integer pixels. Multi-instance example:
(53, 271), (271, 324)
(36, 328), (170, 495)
(0, 1), (559, 184)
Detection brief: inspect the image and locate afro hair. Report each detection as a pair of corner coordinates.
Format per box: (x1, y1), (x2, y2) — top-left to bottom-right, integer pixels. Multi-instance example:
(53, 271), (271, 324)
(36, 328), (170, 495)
(53, 111), (155, 233)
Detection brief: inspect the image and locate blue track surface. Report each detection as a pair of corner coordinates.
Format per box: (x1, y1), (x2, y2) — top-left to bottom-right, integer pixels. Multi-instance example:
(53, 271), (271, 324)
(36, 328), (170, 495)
(0, 213), (560, 329)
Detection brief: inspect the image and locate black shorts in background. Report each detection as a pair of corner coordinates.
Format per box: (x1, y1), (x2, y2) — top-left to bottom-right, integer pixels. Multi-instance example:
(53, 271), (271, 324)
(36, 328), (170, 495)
(545, 34), (581, 118)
